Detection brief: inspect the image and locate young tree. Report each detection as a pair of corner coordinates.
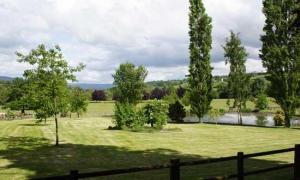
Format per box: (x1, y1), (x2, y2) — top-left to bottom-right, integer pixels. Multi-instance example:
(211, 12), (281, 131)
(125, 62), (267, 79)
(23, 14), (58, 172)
(112, 63), (147, 105)
(223, 32), (250, 124)
(188, 0), (213, 121)
(260, 0), (300, 127)
(70, 87), (88, 118)
(17, 44), (84, 145)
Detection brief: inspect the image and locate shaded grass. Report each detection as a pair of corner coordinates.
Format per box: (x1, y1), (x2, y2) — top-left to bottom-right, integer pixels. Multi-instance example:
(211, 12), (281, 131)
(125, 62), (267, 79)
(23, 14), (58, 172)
(0, 117), (298, 179)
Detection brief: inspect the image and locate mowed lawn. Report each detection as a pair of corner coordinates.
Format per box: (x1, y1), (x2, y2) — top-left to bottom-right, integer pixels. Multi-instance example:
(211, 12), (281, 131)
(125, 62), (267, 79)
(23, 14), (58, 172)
(1, 114), (300, 179)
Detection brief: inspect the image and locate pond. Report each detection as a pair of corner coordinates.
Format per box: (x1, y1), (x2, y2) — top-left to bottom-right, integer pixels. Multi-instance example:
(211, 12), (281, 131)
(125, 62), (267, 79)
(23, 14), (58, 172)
(183, 113), (300, 127)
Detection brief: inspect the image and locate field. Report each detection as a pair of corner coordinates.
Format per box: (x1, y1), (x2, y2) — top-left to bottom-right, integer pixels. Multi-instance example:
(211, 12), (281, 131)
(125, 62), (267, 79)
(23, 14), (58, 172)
(0, 101), (299, 179)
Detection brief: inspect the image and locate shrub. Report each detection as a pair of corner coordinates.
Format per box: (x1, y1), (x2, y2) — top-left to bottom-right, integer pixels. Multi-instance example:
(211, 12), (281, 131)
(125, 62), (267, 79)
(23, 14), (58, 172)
(143, 100), (168, 129)
(113, 102), (136, 129)
(5, 109), (15, 120)
(168, 101), (186, 122)
(131, 109), (146, 132)
(241, 108), (252, 113)
(219, 108), (226, 115)
(273, 110), (285, 126)
(255, 93), (268, 110)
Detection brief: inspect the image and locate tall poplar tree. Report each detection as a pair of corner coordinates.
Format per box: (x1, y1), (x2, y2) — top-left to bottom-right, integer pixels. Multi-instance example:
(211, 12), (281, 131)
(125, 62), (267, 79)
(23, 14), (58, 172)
(223, 31), (250, 124)
(260, 0), (300, 127)
(188, 0), (213, 121)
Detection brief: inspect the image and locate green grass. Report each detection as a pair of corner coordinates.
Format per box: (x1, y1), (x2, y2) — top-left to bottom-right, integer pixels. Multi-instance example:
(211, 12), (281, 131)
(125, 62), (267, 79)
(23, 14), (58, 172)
(0, 116), (299, 179)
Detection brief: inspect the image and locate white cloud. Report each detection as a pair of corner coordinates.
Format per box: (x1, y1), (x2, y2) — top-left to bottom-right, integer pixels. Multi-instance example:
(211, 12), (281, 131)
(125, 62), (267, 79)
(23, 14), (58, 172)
(0, 0), (265, 83)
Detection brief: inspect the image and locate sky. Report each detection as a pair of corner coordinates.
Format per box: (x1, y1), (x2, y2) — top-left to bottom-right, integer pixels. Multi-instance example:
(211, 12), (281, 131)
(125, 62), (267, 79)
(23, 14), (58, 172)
(0, 0), (266, 83)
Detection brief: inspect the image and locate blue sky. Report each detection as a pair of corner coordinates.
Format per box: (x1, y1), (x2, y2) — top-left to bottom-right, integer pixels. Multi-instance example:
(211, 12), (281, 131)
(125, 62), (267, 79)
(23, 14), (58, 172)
(0, 0), (265, 83)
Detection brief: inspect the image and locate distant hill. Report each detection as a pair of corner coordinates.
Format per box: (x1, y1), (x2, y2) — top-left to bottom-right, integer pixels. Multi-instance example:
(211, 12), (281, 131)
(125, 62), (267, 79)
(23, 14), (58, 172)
(0, 76), (14, 81)
(70, 83), (113, 90)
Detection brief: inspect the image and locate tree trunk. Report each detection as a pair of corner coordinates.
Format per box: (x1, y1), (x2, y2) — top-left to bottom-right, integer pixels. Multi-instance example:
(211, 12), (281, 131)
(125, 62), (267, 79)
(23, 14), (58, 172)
(77, 112), (79, 118)
(284, 112), (291, 128)
(55, 114), (59, 146)
(44, 118), (47, 124)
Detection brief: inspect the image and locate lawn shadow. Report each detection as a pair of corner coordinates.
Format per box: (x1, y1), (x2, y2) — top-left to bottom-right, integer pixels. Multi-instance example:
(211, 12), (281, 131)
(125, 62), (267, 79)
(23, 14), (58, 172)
(0, 136), (293, 180)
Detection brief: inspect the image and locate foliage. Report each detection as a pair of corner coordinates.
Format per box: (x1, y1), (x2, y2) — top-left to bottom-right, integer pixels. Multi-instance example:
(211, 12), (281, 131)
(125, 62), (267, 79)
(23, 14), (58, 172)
(5, 78), (33, 114)
(142, 91), (151, 100)
(208, 108), (220, 124)
(188, 0), (213, 120)
(113, 102), (136, 129)
(251, 78), (267, 98)
(0, 81), (10, 105)
(255, 93), (268, 111)
(181, 91), (191, 106)
(168, 101), (186, 123)
(70, 87), (88, 118)
(5, 109), (15, 120)
(143, 100), (168, 129)
(17, 44), (84, 145)
(223, 31), (250, 124)
(260, 0), (300, 127)
(215, 82), (229, 99)
(273, 111), (285, 126)
(112, 63), (147, 105)
(150, 87), (168, 100)
(92, 90), (107, 101)
(176, 86), (186, 98)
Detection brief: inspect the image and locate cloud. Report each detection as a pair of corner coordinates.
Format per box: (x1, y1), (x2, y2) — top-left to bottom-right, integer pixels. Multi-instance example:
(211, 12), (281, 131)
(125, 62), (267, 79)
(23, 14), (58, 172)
(0, 0), (265, 83)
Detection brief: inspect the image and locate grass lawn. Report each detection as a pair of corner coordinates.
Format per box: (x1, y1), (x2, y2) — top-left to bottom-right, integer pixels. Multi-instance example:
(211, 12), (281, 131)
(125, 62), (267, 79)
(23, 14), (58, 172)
(0, 116), (299, 179)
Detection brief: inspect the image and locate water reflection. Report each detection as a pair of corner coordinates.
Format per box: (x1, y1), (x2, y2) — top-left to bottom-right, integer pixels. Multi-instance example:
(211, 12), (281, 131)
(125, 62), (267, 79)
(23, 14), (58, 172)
(255, 115), (268, 126)
(184, 113), (300, 127)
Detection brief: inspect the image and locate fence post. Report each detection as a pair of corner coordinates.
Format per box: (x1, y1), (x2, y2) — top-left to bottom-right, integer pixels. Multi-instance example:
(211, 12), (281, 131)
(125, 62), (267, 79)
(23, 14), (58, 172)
(70, 170), (79, 180)
(237, 152), (244, 180)
(295, 144), (300, 180)
(170, 159), (180, 180)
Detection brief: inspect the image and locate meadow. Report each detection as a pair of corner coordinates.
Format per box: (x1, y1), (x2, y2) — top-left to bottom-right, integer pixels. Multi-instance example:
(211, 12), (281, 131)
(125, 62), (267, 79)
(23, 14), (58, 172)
(0, 100), (299, 179)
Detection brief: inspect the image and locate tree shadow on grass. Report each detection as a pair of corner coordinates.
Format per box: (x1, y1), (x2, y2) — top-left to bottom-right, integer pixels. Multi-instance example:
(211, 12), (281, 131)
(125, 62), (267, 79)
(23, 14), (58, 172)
(0, 136), (293, 180)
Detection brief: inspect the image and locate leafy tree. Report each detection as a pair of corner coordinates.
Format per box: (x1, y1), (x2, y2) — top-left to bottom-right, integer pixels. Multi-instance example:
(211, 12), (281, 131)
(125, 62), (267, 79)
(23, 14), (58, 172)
(0, 81), (10, 105)
(188, 0), (213, 121)
(255, 93), (268, 111)
(208, 108), (220, 125)
(215, 82), (229, 99)
(223, 31), (250, 124)
(150, 88), (167, 100)
(176, 86), (186, 98)
(17, 44), (84, 145)
(143, 100), (168, 129)
(5, 78), (33, 114)
(251, 78), (267, 98)
(113, 63), (147, 105)
(260, 0), (300, 127)
(92, 90), (106, 101)
(168, 100), (186, 123)
(70, 87), (88, 118)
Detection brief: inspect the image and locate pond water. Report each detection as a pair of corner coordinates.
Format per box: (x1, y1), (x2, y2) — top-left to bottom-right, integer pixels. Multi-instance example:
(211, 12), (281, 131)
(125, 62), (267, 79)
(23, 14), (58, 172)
(183, 113), (300, 127)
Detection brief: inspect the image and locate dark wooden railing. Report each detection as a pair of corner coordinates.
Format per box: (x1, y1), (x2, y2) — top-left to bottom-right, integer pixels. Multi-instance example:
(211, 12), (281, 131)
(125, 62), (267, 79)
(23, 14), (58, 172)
(32, 144), (300, 180)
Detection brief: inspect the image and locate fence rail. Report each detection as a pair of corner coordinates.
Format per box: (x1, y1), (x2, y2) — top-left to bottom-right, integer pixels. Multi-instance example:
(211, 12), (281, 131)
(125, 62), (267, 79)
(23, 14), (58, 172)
(32, 144), (300, 180)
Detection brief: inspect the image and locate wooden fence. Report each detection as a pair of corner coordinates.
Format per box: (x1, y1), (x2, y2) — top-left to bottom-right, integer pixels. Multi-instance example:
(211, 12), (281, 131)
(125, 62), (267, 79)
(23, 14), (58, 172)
(32, 144), (300, 180)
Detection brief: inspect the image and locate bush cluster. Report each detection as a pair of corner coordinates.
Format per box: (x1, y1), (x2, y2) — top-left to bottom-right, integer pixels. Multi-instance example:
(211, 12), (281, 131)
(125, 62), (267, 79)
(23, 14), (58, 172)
(273, 110), (285, 126)
(113, 100), (168, 130)
(168, 101), (186, 123)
